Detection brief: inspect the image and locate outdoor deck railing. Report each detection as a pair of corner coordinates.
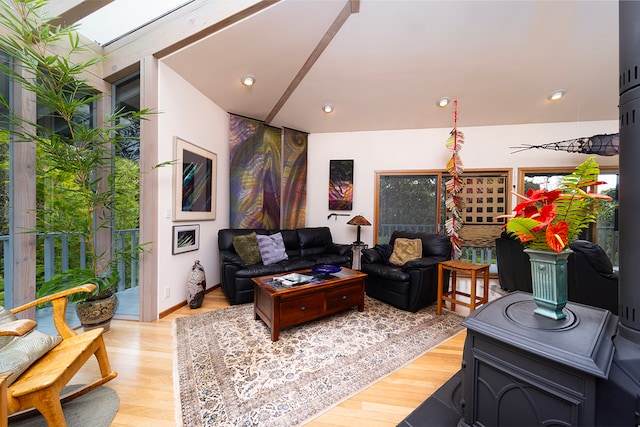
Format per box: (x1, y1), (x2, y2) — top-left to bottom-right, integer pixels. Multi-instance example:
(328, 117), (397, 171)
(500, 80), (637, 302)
(1, 229), (140, 296)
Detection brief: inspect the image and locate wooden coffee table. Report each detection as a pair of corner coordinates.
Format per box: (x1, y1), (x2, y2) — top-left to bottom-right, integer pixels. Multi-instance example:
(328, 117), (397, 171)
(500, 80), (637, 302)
(252, 267), (367, 341)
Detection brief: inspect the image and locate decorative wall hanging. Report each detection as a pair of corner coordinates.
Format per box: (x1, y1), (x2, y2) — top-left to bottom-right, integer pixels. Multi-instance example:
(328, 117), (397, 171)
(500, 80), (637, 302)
(444, 100), (465, 259)
(173, 137), (216, 221)
(462, 175), (507, 224)
(229, 116), (281, 229)
(329, 159), (354, 210)
(510, 133), (619, 156)
(281, 127), (308, 229)
(172, 224), (200, 254)
(229, 115), (308, 229)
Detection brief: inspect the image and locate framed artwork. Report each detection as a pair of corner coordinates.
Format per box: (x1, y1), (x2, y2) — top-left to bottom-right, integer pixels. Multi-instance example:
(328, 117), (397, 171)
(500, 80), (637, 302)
(173, 137), (217, 221)
(329, 159), (354, 210)
(172, 224), (200, 254)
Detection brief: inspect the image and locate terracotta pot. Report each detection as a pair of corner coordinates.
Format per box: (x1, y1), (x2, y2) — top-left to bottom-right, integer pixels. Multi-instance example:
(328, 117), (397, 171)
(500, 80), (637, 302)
(75, 293), (118, 331)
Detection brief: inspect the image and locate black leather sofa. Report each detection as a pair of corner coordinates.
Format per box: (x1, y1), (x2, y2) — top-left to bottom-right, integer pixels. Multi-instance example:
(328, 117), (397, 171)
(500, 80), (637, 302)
(360, 231), (452, 312)
(218, 227), (352, 305)
(496, 234), (619, 314)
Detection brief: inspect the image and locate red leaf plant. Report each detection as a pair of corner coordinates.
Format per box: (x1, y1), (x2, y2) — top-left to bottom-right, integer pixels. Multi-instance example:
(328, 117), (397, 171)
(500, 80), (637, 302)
(497, 157), (612, 252)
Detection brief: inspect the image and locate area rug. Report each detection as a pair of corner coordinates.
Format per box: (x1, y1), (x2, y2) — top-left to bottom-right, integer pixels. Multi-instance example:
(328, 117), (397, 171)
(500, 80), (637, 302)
(173, 296), (465, 426)
(9, 385), (119, 427)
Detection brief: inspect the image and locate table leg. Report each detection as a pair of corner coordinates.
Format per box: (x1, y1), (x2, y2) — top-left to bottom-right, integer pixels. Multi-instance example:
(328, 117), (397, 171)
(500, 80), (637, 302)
(437, 263), (444, 315)
(470, 269), (477, 312)
(482, 266), (490, 304)
(450, 270), (457, 311)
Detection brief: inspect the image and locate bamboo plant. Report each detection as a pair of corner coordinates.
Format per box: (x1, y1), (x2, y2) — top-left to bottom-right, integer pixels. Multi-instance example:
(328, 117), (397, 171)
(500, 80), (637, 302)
(0, 0), (151, 302)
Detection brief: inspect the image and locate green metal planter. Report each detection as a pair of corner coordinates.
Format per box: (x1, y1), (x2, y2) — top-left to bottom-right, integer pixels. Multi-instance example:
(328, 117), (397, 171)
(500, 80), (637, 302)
(524, 248), (573, 320)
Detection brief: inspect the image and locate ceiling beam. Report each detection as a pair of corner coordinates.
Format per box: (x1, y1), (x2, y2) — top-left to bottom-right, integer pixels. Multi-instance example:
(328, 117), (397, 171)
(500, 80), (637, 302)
(264, 0), (359, 125)
(102, 0), (278, 82)
(44, 0), (113, 27)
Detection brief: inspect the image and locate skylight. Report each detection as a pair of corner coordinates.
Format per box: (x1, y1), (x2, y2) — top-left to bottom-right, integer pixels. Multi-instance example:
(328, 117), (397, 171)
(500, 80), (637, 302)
(77, 0), (192, 45)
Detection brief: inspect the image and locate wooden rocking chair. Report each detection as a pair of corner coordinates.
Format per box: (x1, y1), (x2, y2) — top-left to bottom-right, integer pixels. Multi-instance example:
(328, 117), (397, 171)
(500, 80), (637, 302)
(1, 285), (117, 426)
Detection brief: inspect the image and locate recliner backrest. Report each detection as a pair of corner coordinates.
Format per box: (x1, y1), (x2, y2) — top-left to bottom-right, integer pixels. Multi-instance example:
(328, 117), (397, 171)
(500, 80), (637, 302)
(569, 240), (614, 275)
(389, 231), (451, 259)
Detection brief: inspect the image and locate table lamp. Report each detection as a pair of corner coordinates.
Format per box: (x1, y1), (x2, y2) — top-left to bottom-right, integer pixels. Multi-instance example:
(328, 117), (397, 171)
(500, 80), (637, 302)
(347, 215), (371, 244)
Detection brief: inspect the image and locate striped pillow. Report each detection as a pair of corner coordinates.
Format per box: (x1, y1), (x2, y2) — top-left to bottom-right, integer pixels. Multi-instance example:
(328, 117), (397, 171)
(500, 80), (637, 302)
(256, 232), (289, 265)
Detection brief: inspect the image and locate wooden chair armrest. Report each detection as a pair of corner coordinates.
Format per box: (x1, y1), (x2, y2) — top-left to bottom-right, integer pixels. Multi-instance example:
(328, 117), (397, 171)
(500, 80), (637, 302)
(1, 372), (9, 427)
(10, 284), (96, 314)
(0, 319), (36, 336)
(10, 284), (96, 339)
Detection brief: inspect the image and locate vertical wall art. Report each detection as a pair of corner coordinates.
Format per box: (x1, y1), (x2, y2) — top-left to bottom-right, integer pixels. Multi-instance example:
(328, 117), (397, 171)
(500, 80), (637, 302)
(173, 137), (216, 221)
(281, 127), (308, 229)
(329, 159), (354, 210)
(229, 115), (281, 229)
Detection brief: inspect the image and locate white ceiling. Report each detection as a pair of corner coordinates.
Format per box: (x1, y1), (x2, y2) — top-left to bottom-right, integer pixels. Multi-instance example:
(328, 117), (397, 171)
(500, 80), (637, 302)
(161, 0), (619, 134)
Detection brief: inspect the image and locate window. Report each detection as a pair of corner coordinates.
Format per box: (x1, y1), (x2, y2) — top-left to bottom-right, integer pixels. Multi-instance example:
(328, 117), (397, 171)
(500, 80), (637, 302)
(376, 172), (440, 244)
(376, 170), (510, 247)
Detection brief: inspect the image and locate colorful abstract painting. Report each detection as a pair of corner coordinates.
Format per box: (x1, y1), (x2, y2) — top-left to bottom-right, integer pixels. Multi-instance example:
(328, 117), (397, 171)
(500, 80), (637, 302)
(329, 160), (353, 210)
(229, 115), (281, 229)
(281, 128), (308, 228)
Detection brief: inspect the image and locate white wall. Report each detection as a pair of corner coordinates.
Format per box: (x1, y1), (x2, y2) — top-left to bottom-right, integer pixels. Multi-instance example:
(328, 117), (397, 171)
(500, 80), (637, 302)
(156, 64), (230, 312)
(152, 68), (618, 313)
(308, 120), (619, 248)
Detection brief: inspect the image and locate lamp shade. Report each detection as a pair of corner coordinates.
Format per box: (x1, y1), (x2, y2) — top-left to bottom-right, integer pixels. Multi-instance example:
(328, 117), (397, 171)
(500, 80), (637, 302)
(347, 215), (371, 244)
(347, 215), (371, 226)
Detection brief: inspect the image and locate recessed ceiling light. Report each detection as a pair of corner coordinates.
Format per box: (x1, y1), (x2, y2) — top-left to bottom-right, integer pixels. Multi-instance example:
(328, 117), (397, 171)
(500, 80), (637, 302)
(547, 89), (566, 101)
(322, 103), (334, 113)
(436, 97), (450, 108)
(241, 74), (256, 86)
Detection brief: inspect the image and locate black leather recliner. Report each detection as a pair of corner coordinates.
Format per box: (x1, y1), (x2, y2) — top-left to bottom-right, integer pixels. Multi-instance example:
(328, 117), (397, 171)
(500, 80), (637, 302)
(495, 232), (533, 292)
(360, 231), (452, 312)
(567, 239), (619, 315)
(496, 234), (619, 314)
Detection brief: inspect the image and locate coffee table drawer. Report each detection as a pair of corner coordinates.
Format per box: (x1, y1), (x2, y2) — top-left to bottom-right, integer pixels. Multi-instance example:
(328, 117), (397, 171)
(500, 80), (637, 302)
(280, 295), (324, 325)
(326, 285), (362, 310)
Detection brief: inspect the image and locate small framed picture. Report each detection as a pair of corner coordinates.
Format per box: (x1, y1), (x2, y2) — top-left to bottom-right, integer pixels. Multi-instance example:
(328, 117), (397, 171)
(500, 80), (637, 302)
(172, 224), (200, 254)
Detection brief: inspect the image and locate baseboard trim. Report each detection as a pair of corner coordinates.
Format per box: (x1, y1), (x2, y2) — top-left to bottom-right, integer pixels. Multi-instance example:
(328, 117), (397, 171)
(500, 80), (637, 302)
(159, 284), (220, 319)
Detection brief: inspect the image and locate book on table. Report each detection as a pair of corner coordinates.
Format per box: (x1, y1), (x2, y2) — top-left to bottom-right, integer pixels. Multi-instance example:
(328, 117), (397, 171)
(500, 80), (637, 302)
(274, 273), (314, 287)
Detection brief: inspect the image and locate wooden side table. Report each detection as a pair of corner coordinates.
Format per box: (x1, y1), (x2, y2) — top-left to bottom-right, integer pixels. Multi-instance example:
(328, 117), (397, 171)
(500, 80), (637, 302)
(437, 259), (490, 315)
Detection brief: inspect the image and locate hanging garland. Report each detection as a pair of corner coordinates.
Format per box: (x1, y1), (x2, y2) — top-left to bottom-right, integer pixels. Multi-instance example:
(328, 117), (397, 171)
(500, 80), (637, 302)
(444, 100), (465, 259)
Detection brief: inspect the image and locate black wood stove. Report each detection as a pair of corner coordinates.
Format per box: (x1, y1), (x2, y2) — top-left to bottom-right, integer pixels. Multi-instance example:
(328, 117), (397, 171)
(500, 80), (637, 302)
(400, 2), (640, 426)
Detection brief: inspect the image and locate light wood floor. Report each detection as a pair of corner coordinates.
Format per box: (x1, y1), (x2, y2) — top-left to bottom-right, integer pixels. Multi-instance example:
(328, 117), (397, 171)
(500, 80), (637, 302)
(67, 283), (501, 426)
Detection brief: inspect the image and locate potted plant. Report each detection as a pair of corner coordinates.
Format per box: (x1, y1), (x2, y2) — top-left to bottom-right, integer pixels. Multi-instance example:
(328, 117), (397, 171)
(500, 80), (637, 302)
(499, 156), (612, 319)
(0, 0), (151, 330)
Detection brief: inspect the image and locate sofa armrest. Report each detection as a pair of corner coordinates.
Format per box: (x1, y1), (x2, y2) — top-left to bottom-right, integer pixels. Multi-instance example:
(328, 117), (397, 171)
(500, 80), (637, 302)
(402, 256), (446, 270)
(220, 250), (246, 267)
(328, 243), (352, 257)
(362, 247), (383, 264)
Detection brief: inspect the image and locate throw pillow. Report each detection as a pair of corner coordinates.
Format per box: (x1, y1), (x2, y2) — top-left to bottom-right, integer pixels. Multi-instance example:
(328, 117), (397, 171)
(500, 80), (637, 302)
(0, 305), (63, 386)
(232, 232), (262, 265)
(256, 232), (289, 265)
(0, 328), (62, 385)
(389, 238), (423, 266)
